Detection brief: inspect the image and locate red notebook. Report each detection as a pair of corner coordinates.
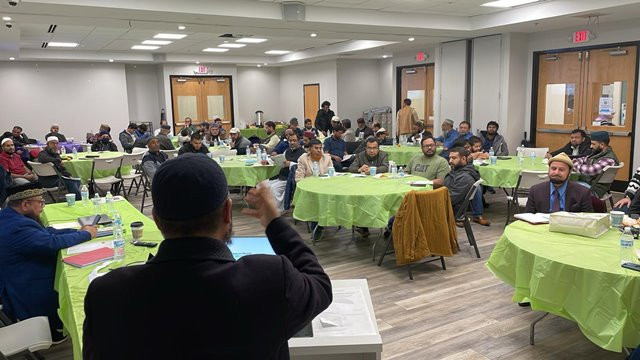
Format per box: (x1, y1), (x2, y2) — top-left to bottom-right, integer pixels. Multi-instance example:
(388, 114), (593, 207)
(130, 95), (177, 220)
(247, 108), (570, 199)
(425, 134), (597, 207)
(62, 247), (114, 268)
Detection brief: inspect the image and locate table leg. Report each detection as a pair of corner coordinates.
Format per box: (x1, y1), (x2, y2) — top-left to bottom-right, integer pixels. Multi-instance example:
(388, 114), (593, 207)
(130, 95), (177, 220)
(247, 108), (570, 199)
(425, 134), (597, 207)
(529, 311), (549, 345)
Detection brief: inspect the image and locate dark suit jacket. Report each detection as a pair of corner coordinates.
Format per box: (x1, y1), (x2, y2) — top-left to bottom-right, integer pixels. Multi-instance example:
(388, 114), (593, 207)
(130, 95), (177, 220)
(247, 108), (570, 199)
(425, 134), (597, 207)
(83, 217), (332, 360)
(550, 138), (592, 158)
(525, 181), (593, 214)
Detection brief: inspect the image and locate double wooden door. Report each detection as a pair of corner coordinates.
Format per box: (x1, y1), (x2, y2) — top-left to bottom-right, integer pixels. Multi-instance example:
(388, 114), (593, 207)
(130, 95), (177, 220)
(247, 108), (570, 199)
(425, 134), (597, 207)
(535, 45), (637, 182)
(399, 65), (435, 133)
(171, 76), (233, 133)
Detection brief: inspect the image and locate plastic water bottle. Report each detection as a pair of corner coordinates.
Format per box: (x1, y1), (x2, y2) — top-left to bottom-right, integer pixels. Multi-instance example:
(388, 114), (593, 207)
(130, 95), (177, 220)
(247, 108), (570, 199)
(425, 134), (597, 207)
(80, 185), (89, 205)
(61, 146), (66, 156)
(488, 147), (495, 157)
(530, 150), (536, 166)
(112, 211), (126, 261)
(390, 162), (397, 178)
(72, 146), (78, 160)
(312, 161), (320, 176)
(245, 145), (250, 156)
(92, 193), (101, 215)
(256, 147), (262, 159)
(105, 191), (114, 215)
(327, 166), (335, 177)
(398, 166), (405, 178)
(260, 151), (267, 161)
(517, 148), (524, 167)
(620, 227), (635, 265)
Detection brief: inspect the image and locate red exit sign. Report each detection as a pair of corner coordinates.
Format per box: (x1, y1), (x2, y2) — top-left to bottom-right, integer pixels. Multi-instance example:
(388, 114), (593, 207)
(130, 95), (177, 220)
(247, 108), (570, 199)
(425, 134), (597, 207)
(416, 51), (426, 61)
(573, 30), (592, 44)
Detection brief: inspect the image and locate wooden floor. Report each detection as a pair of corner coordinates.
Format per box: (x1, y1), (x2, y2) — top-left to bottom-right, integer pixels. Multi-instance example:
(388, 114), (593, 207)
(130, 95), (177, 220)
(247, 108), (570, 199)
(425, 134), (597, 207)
(41, 188), (627, 360)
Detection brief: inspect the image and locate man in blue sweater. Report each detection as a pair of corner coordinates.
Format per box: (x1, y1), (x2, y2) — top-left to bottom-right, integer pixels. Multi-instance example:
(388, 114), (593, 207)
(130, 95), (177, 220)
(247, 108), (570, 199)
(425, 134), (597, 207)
(0, 182), (97, 341)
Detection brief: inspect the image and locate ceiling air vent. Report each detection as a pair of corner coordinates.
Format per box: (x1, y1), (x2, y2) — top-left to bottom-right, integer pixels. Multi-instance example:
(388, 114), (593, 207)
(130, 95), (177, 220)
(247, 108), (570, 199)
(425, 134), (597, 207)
(47, 24), (57, 33)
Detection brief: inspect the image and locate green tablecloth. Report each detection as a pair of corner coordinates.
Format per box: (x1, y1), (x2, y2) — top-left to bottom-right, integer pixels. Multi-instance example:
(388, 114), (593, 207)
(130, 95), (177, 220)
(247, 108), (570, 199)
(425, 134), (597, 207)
(46, 200), (162, 360)
(63, 151), (132, 185)
(486, 221), (640, 352)
(474, 157), (548, 188)
(240, 125), (285, 139)
(292, 175), (431, 228)
(380, 145), (443, 165)
(218, 155), (280, 187)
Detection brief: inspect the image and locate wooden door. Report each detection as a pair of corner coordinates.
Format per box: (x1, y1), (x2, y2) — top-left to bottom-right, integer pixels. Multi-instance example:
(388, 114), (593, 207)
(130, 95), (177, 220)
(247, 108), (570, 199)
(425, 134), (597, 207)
(583, 46), (636, 181)
(171, 77), (203, 133)
(400, 65), (433, 132)
(303, 84), (320, 121)
(202, 77), (233, 134)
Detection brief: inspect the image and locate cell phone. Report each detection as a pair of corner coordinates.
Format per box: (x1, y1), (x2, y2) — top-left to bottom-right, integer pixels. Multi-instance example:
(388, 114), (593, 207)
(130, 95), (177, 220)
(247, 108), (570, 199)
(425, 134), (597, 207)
(132, 241), (158, 248)
(479, 163), (489, 166)
(621, 262), (640, 272)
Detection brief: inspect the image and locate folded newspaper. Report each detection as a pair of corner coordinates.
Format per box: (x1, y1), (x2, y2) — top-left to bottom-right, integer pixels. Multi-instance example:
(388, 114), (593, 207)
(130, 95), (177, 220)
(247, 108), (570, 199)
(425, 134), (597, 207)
(549, 212), (610, 239)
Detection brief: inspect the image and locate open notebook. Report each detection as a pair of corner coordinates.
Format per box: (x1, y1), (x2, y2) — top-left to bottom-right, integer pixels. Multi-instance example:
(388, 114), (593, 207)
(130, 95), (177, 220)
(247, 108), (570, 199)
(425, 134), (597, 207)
(513, 213), (550, 225)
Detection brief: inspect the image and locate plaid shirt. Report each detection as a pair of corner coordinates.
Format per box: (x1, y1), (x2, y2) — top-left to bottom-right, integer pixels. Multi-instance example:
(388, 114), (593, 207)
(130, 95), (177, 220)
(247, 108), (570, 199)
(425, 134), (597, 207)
(572, 154), (617, 176)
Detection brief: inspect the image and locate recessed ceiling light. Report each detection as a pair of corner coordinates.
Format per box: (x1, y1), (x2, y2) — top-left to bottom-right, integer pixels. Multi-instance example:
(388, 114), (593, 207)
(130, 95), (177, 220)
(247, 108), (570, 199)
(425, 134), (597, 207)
(153, 33), (187, 40)
(219, 43), (246, 48)
(202, 48), (229, 52)
(382, 55), (388, 59)
(195, 61), (200, 64)
(265, 50), (290, 55)
(108, 59), (114, 62)
(481, 0), (539, 7)
(48, 42), (79, 48)
(142, 40), (173, 45)
(257, 64), (261, 68)
(9, 57), (15, 61)
(408, 37), (415, 42)
(2, 16), (12, 21)
(236, 38), (268, 43)
(132, 45), (160, 50)
(178, 25), (186, 30)
(310, 33), (317, 37)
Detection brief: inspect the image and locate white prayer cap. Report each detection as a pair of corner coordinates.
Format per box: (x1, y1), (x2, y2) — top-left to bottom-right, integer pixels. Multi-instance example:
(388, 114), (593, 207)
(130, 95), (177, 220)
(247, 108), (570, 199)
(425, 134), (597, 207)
(1, 138), (13, 146)
(46, 136), (59, 143)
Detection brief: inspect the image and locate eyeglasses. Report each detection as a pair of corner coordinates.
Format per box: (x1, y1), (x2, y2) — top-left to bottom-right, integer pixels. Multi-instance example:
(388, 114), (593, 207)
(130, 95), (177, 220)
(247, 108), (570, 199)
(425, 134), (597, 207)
(26, 198), (46, 206)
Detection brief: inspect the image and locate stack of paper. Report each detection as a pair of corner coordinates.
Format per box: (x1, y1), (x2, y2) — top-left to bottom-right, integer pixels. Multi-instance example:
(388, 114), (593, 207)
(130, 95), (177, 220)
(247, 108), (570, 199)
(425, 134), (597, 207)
(513, 213), (550, 224)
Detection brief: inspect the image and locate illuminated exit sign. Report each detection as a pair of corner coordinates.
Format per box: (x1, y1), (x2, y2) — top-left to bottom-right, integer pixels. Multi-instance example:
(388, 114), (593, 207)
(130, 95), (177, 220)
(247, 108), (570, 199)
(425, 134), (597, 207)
(573, 29), (593, 44)
(416, 51), (427, 61)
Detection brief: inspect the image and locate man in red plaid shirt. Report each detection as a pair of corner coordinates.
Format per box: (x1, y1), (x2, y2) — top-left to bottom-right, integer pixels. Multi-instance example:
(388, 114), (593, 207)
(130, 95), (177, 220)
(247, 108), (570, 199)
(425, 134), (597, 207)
(572, 131), (619, 198)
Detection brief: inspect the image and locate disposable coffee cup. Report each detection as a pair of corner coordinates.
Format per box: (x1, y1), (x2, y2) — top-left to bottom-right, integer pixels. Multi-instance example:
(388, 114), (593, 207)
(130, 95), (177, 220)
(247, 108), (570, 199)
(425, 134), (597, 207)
(490, 156), (497, 166)
(370, 166), (377, 176)
(130, 221), (144, 241)
(65, 193), (76, 206)
(610, 211), (625, 227)
(219, 155), (225, 164)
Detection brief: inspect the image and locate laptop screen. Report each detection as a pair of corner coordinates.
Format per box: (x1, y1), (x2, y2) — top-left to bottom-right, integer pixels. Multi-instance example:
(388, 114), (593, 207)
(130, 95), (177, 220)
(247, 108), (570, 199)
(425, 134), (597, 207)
(228, 236), (275, 260)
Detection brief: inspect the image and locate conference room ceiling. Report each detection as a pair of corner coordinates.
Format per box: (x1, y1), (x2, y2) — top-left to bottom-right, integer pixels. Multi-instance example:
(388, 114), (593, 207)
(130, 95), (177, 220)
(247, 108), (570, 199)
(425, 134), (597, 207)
(1, 0), (640, 65)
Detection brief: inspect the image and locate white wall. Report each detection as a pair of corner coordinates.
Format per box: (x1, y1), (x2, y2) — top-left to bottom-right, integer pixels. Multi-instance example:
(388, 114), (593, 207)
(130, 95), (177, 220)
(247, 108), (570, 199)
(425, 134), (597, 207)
(378, 58), (393, 109)
(236, 66), (281, 127)
(500, 32), (529, 154)
(125, 64), (161, 127)
(438, 40), (468, 136)
(0, 62), (129, 142)
(279, 60), (337, 123)
(471, 35), (502, 134)
(336, 59), (385, 121)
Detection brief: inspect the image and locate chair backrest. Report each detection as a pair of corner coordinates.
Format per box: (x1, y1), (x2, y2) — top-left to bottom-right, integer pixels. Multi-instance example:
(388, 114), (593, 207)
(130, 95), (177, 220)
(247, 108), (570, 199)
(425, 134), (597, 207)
(345, 141), (362, 154)
(455, 179), (483, 220)
(517, 170), (549, 190)
(92, 156), (123, 171)
(122, 152), (144, 167)
(160, 149), (178, 158)
(131, 147), (147, 155)
(597, 162), (624, 184)
(0, 316), (52, 356)
(27, 161), (57, 177)
(517, 147), (549, 158)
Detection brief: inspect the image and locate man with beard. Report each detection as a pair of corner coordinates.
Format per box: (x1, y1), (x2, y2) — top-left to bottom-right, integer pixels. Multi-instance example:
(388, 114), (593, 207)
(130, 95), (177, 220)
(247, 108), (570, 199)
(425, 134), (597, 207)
(91, 131), (118, 152)
(526, 152), (593, 213)
(572, 131), (619, 198)
(178, 133), (210, 156)
(457, 120), (473, 141)
(44, 124), (68, 143)
(397, 98), (420, 143)
(435, 118), (459, 151)
(477, 121), (509, 156)
(314, 100), (335, 136)
(0, 138), (37, 185)
(547, 129), (591, 159)
(82, 154), (332, 359)
(0, 182), (97, 342)
(262, 121), (281, 153)
(141, 137), (168, 180)
(406, 137), (450, 186)
(303, 118), (319, 137)
(37, 137), (82, 199)
(264, 133), (305, 212)
(443, 148), (490, 225)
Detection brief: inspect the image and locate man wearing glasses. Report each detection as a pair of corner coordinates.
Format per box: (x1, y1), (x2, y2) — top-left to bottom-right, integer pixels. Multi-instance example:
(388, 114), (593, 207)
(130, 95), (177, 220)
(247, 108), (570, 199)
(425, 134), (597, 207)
(0, 182), (97, 342)
(406, 137), (450, 186)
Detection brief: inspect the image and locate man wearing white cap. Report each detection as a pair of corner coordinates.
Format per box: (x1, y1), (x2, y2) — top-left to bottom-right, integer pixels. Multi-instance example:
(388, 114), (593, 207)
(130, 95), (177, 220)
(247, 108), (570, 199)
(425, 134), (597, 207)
(0, 138), (37, 185)
(229, 127), (251, 155)
(44, 124), (67, 143)
(37, 136), (82, 200)
(435, 118), (460, 151)
(375, 128), (393, 145)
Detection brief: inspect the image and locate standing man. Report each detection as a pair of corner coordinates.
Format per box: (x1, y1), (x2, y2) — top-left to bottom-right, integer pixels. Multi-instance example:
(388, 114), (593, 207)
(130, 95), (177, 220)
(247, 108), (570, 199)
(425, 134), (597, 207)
(178, 133), (210, 156)
(229, 128), (251, 155)
(0, 182), (97, 341)
(156, 125), (175, 150)
(435, 118), (460, 151)
(0, 139), (37, 185)
(314, 101), (335, 137)
(37, 137), (82, 199)
(119, 123), (137, 154)
(141, 137), (169, 180)
(406, 137), (450, 186)
(45, 124), (67, 143)
(82, 154), (332, 359)
(526, 153), (593, 213)
(323, 125), (347, 171)
(477, 121), (509, 156)
(546, 129), (591, 159)
(396, 98), (420, 144)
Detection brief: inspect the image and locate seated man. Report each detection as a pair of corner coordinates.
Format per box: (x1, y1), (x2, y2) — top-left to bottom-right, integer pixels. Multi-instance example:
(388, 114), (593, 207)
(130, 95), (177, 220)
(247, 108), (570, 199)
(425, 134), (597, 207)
(288, 118), (304, 139)
(630, 189), (640, 215)
(265, 133), (305, 212)
(229, 128), (251, 155)
(457, 120), (473, 141)
(547, 129), (591, 159)
(156, 125), (175, 150)
(572, 131), (619, 198)
(91, 131), (118, 152)
(323, 125), (347, 171)
(354, 118), (374, 139)
(348, 137), (389, 174)
(435, 118), (459, 151)
(176, 128), (191, 146)
(296, 139), (333, 240)
(0, 138), (37, 185)
(444, 147), (490, 225)
(183, 117), (197, 135)
(406, 137), (450, 186)
(0, 182), (96, 341)
(372, 122), (381, 133)
(87, 124), (111, 145)
(272, 129), (295, 155)
(375, 128), (393, 146)
(8, 126), (31, 147)
(82, 154), (331, 359)
(37, 137), (82, 199)
(525, 153), (593, 213)
(141, 137), (168, 180)
(45, 124), (67, 143)
(132, 124), (151, 148)
(205, 123), (226, 144)
(302, 131), (316, 150)
(478, 121), (508, 156)
(262, 121), (280, 153)
(341, 119), (356, 142)
(407, 121), (432, 144)
(613, 166), (640, 214)
(119, 123), (137, 154)
(303, 118), (319, 138)
(178, 133), (209, 156)
(468, 136), (489, 160)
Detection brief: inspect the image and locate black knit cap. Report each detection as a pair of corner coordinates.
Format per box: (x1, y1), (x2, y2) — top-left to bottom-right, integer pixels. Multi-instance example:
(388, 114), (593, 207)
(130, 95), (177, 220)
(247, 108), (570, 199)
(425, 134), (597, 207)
(152, 153), (228, 220)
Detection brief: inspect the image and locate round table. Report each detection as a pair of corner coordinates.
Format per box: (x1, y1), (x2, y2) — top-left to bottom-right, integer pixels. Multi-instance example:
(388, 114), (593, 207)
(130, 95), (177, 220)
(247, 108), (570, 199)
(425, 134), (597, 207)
(63, 151), (132, 185)
(240, 126), (285, 140)
(486, 221), (640, 352)
(380, 145), (443, 165)
(292, 174), (431, 228)
(217, 155), (280, 187)
(474, 157), (548, 188)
